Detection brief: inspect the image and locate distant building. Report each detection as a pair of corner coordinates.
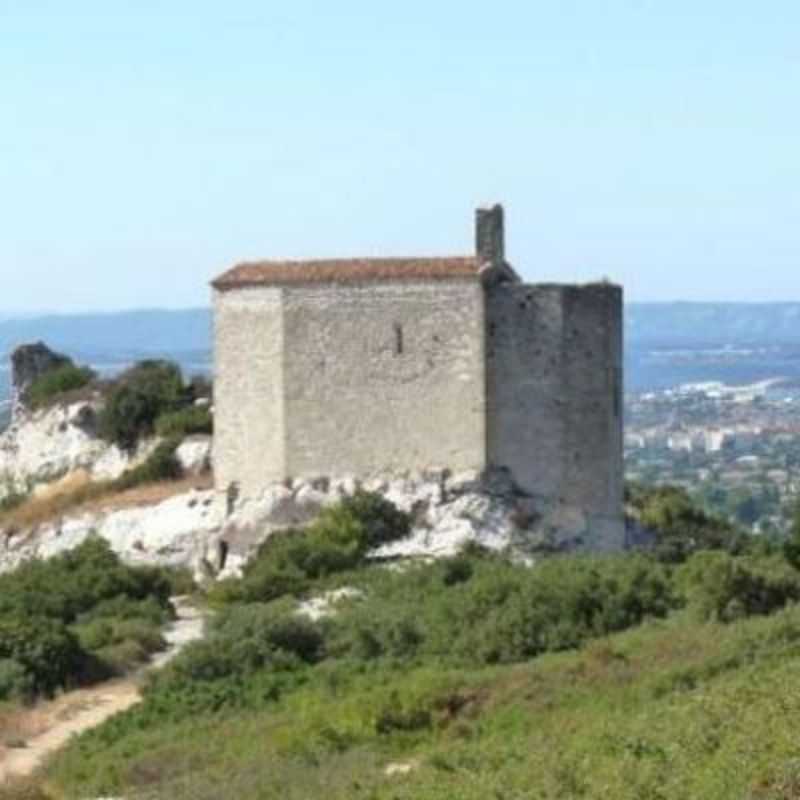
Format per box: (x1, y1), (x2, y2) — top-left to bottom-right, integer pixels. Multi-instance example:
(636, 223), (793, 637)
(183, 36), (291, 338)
(667, 432), (694, 453)
(705, 429), (734, 453)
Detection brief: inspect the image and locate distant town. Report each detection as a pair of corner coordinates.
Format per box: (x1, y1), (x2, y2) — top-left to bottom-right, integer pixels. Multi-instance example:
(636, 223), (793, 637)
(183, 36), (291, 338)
(626, 378), (800, 535)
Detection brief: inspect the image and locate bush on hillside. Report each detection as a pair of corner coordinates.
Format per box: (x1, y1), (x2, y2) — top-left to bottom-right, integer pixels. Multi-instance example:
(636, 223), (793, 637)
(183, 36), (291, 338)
(210, 491), (412, 605)
(626, 483), (748, 562)
(25, 363), (96, 410)
(0, 538), (176, 698)
(154, 406), (213, 438)
(0, 616), (84, 697)
(677, 551), (800, 622)
(139, 549), (678, 722)
(0, 537), (172, 624)
(330, 552), (678, 665)
(0, 657), (35, 701)
(152, 601), (323, 691)
(110, 438), (183, 491)
(98, 360), (186, 451)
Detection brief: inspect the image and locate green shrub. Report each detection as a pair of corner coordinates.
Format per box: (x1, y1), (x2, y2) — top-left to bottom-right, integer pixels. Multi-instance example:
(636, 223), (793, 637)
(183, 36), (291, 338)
(74, 616), (165, 661)
(159, 567), (196, 597)
(375, 696), (432, 734)
(0, 538), (174, 696)
(0, 616), (84, 697)
(154, 602), (323, 690)
(98, 361), (186, 451)
(79, 595), (171, 627)
(25, 363), (95, 410)
(626, 483), (748, 563)
(329, 552), (677, 666)
(677, 551), (800, 622)
(210, 492), (411, 606)
(110, 438), (183, 491)
(0, 538), (172, 624)
(74, 618), (116, 651)
(154, 406), (213, 438)
(333, 490), (411, 549)
(0, 481), (29, 514)
(0, 658), (35, 701)
(93, 640), (150, 676)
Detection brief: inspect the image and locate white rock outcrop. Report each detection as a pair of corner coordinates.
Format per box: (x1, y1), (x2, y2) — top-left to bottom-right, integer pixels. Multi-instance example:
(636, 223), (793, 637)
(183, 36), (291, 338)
(0, 400), (154, 499)
(176, 435), (212, 476)
(0, 467), (612, 580)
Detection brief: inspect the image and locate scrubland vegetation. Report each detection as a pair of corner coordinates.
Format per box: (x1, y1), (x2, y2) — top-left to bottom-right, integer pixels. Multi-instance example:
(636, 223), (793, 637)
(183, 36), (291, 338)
(24, 364), (95, 411)
(0, 539), (190, 703)
(21, 356), (212, 450)
(97, 360), (211, 451)
(4, 487), (800, 799)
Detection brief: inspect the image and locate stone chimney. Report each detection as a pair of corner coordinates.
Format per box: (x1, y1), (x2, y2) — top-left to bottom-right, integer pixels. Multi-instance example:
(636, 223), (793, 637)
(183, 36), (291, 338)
(476, 204), (504, 266)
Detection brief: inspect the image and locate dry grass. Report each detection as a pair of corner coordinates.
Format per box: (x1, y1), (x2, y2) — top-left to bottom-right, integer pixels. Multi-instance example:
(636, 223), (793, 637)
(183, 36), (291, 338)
(0, 703), (47, 747)
(0, 776), (51, 800)
(0, 472), (213, 532)
(88, 474), (213, 512)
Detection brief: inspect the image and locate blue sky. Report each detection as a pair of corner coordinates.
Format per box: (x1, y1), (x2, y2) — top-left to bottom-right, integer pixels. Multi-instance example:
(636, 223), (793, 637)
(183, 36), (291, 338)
(1, 1), (798, 311)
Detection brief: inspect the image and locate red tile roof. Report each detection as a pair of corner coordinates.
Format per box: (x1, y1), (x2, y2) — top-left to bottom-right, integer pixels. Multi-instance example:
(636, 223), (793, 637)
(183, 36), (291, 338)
(212, 256), (481, 289)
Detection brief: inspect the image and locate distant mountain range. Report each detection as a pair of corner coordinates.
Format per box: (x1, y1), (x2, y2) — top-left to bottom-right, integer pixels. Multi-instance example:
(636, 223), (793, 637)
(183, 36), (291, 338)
(6, 302), (800, 356)
(3, 303), (800, 420)
(0, 309), (211, 361)
(626, 302), (800, 347)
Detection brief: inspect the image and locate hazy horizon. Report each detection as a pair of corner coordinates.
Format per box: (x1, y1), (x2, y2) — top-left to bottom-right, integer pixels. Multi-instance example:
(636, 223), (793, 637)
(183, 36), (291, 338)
(8, 298), (800, 320)
(2, 2), (798, 312)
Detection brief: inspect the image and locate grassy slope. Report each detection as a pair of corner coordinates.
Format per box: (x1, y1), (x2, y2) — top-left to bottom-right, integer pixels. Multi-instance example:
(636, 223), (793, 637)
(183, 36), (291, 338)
(31, 603), (800, 800)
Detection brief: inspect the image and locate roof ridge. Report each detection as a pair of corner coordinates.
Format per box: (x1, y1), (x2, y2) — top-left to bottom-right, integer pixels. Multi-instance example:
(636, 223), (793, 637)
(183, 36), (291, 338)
(212, 255), (481, 290)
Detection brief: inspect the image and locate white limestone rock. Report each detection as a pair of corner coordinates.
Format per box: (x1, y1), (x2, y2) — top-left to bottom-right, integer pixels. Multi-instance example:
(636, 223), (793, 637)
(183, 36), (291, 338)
(296, 587), (364, 621)
(0, 400), (159, 499)
(0, 402), (108, 496)
(0, 489), (225, 577)
(0, 467), (622, 581)
(175, 435), (212, 476)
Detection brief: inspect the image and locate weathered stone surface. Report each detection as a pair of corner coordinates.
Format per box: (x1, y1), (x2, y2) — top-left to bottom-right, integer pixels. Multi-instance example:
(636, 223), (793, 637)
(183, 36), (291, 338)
(213, 281), (488, 499)
(486, 282), (623, 525)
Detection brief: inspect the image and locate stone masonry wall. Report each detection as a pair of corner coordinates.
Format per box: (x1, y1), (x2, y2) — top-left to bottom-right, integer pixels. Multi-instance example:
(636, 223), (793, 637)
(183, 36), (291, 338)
(486, 282), (624, 549)
(282, 280), (487, 478)
(213, 287), (285, 497)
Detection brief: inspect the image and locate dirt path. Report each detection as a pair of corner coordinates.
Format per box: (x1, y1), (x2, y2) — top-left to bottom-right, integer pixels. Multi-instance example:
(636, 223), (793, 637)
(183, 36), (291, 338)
(0, 597), (205, 783)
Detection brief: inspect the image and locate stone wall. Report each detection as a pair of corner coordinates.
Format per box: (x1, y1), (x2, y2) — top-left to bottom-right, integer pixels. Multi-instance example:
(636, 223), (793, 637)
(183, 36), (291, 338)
(486, 281), (624, 549)
(213, 287), (285, 497)
(212, 273), (624, 552)
(282, 280), (487, 478)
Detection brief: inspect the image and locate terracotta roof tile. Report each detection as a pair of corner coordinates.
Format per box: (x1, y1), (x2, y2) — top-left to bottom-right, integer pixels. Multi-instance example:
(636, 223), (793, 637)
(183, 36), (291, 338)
(212, 256), (481, 289)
